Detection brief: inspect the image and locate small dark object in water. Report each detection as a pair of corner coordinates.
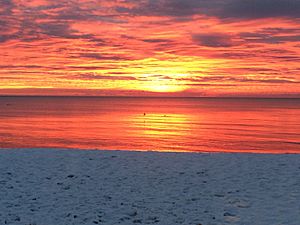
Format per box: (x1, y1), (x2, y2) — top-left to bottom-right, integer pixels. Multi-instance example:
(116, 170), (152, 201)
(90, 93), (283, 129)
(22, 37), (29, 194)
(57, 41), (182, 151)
(143, 113), (146, 116)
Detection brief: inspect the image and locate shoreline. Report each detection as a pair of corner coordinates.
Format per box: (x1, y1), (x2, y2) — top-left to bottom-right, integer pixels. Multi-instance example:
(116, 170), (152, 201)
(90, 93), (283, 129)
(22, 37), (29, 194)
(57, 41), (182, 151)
(1, 147), (299, 155)
(1, 148), (299, 225)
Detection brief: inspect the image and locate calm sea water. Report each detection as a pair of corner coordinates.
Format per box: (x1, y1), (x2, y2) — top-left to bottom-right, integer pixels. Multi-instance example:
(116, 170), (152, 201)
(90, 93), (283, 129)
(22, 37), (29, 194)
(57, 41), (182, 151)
(0, 97), (300, 153)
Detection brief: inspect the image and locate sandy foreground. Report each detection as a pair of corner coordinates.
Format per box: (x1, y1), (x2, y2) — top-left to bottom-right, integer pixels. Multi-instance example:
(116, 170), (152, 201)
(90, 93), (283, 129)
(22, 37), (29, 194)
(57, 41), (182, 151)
(0, 149), (299, 225)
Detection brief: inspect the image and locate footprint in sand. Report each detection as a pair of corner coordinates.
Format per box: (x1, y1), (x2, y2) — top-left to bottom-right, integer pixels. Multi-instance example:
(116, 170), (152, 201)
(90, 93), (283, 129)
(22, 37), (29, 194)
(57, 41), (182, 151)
(229, 199), (251, 209)
(224, 212), (240, 222)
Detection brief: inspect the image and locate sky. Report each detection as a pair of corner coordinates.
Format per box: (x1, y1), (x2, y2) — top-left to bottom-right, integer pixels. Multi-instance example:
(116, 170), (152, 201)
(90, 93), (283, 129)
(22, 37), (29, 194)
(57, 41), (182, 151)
(1, 0), (300, 97)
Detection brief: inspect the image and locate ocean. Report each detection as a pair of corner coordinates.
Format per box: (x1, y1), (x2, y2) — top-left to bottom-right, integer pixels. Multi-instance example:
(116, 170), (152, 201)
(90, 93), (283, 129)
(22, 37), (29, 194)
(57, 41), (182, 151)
(0, 96), (299, 153)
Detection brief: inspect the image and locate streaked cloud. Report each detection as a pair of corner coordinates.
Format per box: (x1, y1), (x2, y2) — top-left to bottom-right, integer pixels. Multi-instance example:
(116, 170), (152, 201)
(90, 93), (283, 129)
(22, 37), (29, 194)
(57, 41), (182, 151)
(192, 33), (236, 47)
(71, 73), (137, 81)
(117, 0), (300, 19)
(220, 0), (300, 19)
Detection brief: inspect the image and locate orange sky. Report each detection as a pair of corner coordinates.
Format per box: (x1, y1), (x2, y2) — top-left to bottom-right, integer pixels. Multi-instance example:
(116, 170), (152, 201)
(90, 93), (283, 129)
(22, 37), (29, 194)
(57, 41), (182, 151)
(1, 0), (300, 97)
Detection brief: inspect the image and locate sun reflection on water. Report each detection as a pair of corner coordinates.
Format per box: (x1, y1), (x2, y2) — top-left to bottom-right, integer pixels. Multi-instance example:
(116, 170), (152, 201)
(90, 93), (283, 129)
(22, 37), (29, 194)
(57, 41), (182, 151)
(129, 113), (192, 136)
(1, 97), (300, 153)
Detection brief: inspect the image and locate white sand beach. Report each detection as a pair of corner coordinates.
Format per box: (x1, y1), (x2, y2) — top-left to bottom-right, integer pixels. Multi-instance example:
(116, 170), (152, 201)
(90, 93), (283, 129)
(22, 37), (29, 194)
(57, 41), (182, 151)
(0, 149), (299, 225)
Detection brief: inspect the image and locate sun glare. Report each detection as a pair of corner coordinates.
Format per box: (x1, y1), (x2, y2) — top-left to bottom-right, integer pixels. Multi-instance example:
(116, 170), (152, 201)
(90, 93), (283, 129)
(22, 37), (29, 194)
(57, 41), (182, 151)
(140, 78), (186, 93)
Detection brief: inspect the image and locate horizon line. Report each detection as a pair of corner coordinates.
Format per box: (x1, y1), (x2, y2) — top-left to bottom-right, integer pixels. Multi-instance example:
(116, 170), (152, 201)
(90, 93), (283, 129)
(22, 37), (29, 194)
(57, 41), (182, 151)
(0, 95), (300, 99)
